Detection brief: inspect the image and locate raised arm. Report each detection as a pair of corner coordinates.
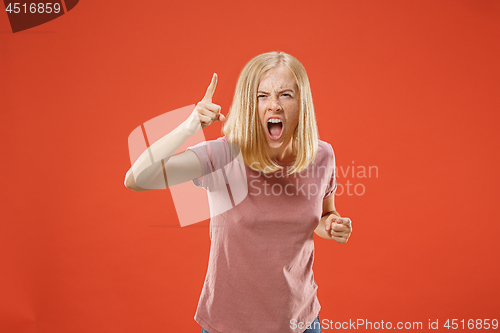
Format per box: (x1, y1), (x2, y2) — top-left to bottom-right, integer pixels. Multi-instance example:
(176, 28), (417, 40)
(124, 73), (226, 192)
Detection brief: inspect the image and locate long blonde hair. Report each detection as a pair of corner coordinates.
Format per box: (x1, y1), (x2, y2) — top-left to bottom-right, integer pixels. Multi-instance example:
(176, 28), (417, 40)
(223, 51), (319, 176)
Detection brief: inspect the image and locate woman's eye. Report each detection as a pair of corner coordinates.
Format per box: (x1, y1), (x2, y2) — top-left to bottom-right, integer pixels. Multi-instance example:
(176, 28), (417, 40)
(283, 93), (291, 97)
(257, 95), (266, 98)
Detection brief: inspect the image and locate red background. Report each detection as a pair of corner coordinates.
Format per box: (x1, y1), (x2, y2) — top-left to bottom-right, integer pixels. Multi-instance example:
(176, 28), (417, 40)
(1, 1), (499, 332)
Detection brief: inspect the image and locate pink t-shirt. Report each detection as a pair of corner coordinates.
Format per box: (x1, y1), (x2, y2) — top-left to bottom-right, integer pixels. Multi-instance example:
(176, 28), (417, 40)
(186, 136), (337, 333)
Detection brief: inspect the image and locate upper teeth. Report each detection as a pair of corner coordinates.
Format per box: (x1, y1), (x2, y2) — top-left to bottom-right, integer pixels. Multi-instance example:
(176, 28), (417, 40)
(268, 119), (282, 123)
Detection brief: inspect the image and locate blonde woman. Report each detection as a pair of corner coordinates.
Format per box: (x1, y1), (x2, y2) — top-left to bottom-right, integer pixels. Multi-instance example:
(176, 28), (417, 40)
(125, 51), (352, 333)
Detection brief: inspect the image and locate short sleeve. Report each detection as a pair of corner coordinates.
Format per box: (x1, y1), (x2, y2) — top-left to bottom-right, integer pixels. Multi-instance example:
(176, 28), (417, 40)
(323, 143), (337, 200)
(185, 141), (215, 190)
(185, 137), (238, 191)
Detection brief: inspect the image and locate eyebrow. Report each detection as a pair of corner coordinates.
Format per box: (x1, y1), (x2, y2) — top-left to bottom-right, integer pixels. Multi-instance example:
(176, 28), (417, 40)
(257, 89), (295, 94)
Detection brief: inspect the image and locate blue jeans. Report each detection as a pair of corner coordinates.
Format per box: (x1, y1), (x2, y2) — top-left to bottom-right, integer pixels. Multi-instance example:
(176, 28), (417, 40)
(202, 316), (321, 333)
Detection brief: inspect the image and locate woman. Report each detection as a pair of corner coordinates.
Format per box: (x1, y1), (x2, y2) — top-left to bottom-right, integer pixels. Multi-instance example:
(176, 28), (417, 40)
(125, 51), (352, 333)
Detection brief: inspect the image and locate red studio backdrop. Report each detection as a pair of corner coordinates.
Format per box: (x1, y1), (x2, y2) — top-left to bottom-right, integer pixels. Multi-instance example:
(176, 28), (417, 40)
(1, 1), (499, 332)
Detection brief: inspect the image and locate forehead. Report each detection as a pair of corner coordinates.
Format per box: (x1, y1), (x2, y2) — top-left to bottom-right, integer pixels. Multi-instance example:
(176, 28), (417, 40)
(258, 66), (297, 90)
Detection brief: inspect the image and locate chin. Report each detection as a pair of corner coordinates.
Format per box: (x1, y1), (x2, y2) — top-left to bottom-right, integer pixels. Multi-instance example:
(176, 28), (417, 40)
(266, 142), (283, 149)
(265, 136), (287, 149)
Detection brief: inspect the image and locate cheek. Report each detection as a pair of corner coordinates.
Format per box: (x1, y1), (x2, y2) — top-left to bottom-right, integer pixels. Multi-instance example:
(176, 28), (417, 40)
(287, 107), (300, 128)
(257, 104), (264, 114)
(290, 119), (299, 133)
(257, 110), (267, 128)
(257, 108), (264, 120)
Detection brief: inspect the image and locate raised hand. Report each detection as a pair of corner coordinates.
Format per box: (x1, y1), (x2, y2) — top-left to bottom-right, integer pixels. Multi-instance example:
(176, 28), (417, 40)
(194, 73), (226, 129)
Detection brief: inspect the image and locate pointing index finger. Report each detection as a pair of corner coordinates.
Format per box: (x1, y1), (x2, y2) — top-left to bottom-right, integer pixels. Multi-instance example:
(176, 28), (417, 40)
(202, 73), (218, 102)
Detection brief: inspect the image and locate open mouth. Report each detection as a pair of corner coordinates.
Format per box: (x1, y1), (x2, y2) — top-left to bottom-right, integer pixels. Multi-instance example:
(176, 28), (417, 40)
(267, 118), (284, 140)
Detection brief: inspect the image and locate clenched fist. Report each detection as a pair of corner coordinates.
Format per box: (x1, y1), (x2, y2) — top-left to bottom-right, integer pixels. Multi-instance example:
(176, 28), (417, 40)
(325, 215), (352, 244)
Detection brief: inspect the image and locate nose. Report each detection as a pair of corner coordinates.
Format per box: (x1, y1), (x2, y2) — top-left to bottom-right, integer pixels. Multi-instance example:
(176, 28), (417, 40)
(268, 95), (282, 112)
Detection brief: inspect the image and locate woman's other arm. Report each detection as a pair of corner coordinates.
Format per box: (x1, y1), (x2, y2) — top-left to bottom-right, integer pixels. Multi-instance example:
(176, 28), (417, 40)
(314, 195), (352, 243)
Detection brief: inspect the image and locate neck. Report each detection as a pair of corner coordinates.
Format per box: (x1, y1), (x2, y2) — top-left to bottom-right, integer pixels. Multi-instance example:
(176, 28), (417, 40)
(267, 139), (295, 163)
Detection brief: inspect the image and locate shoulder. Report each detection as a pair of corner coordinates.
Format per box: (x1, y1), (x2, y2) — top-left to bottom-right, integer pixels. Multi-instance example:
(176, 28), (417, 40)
(188, 136), (239, 167)
(311, 140), (336, 174)
(318, 140), (335, 160)
(187, 136), (227, 150)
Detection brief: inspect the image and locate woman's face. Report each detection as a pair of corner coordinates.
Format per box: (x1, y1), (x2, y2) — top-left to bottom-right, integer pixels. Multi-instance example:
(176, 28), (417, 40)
(257, 65), (300, 153)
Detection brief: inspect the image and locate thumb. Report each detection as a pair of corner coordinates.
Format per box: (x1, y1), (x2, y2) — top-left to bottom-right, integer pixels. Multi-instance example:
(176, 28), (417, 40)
(218, 113), (226, 122)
